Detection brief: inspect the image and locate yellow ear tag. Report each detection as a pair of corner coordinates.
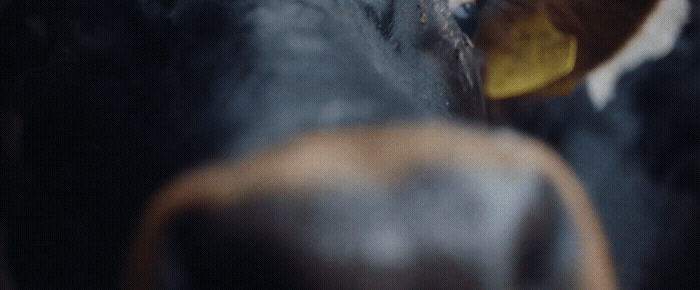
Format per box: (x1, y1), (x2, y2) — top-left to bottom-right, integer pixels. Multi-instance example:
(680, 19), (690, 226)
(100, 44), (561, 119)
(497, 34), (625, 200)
(483, 10), (578, 99)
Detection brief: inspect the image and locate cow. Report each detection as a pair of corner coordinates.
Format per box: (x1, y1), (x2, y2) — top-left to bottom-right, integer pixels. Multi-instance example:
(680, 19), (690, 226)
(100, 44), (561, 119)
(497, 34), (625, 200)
(0, 0), (681, 288)
(0, 0), (482, 287)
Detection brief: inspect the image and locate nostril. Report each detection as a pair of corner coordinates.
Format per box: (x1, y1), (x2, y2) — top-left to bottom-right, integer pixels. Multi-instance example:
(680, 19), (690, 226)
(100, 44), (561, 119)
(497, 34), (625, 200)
(161, 208), (305, 289)
(513, 192), (558, 286)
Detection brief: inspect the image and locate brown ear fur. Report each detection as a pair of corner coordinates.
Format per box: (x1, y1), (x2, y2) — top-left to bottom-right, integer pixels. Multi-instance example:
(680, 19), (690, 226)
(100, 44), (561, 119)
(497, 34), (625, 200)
(475, 0), (661, 81)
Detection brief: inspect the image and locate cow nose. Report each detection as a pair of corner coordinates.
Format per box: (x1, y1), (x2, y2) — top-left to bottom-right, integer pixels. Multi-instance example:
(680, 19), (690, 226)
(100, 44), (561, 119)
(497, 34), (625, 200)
(130, 123), (615, 289)
(158, 168), (563, 289)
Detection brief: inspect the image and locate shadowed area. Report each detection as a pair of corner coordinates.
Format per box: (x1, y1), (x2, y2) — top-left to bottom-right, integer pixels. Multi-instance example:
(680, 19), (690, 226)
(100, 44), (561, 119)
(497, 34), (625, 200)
(0, 0), (484, 287)
(492, 2), (700, 287)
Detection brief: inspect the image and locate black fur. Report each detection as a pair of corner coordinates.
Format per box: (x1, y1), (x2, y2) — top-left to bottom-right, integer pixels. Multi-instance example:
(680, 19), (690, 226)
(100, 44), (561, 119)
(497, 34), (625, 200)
(503, 3), (700, 287)
(0, 0), (482, 287)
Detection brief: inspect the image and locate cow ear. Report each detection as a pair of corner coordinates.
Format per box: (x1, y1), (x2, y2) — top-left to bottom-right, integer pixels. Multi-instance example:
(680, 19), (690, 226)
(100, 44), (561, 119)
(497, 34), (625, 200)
(473, 0), (662, 99)
(139, 0), (179, 20)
